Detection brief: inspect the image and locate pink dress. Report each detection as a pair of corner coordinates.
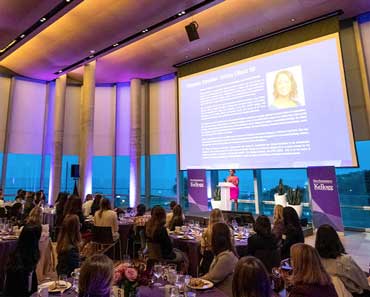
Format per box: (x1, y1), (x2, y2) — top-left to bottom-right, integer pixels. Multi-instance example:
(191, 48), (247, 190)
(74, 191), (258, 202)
(227, 175), (239, 201)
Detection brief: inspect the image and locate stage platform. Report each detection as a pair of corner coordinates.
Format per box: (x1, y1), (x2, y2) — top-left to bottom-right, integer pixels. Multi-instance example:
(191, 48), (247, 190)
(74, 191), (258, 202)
(184, 210), (314, 237)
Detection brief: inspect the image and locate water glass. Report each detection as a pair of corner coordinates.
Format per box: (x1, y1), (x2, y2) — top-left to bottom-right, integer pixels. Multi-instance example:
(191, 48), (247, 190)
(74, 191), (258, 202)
(153, 264), (163, 286)
(71, 268), (80, 292)
(167, 268), (177, 285)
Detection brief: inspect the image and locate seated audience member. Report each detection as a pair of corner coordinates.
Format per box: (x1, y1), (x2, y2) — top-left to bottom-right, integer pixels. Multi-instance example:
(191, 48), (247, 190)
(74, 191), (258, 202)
(168, 204), (184, 231)
(281, 207), (304, 259)
(64, 194), (85, 225)
(94, 198), (119, 240)
(56, 214), (81, 276)
(90, 193), (103, 216)
(25, 206), (43, 226)
(78, 254), (113, 297)
(55, 192), (69, 227)
(82, 194), (94, 217)
(201, 222), (238, 297)
(247, 215), (280, 272)
(285, 243), (338, 297)
(200, 208), (225, 274)
(23, 192), (35, 218)
(4, 224), (41, 296)
(272, 204), (284, 242)
(136, 203), (146, 217)
(232, 256), (274, 297)
(34, 190), (45, 206)
(165, 200), (178, 227)
(315, 224), (370, 296)
(146, 206), (187, 266)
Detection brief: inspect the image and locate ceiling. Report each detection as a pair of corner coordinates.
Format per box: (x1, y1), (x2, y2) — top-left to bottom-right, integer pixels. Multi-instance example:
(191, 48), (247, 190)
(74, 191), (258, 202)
(1, 0), (370, 83)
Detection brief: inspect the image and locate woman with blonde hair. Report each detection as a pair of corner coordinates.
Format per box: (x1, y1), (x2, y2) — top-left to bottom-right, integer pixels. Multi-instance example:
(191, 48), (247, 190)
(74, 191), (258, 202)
(286, 243), (337, 297)
(271, 70), (300, 109)
(272, 204), (284, 241)
(93, 198), (119, 240)
(199, 209), (225, 274)
(26, 206), (43, 226)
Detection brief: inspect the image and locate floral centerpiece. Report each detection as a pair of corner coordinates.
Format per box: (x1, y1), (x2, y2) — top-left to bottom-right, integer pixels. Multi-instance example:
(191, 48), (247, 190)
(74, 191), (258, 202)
(113, 261), (150, 297)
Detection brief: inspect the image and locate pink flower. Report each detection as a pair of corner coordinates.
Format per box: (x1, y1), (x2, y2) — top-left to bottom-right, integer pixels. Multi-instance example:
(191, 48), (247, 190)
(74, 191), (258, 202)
(124, 267), (138, 282)
(113, 271), (123, 284)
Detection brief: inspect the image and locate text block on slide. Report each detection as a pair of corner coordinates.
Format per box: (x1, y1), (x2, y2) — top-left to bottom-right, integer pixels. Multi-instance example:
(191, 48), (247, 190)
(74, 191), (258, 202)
(187, 169), (208, 212)
(307, 166), (344, 232)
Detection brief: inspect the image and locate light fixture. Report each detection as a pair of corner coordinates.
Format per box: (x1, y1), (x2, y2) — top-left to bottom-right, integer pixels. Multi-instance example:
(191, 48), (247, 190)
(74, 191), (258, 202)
(20, 34), (26, 38)
(207, 47), (211, 51)
(113, 43), (119, 47)
(58, 70), (63, 73)
(90, 49), (95, 53)
(89, 54), (94, 58)
(291, 18), (296, 22)
(178, 11), (186, 16)
(142, 29), (149, 33)
(40, 17), (47, 22)
(66, 0), (71, 2)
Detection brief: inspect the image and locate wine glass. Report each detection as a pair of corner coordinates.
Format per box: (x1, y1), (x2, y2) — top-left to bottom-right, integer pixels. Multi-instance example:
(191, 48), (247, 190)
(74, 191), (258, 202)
(231, 219), (238, 232)
(153, 264), (163, 286)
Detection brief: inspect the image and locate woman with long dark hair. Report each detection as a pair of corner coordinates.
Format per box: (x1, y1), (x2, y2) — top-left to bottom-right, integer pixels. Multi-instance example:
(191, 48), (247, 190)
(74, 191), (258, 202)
(315, 224), (369, 296)
(4, 224), (41, 296)
(145, 206), (187, 266)
(55, 192), (69, 227)
(78, 254), (113, 297)
(168, 204), (184, 231)
(64, 194), (84, 225)
(232, 256), (273, 297)
(90, 194), (103, 216)
(247, 215), (280, 272)
(281, 207), (304, 259)
(201, 222), (238, 296)
(56, 214), (81, 276)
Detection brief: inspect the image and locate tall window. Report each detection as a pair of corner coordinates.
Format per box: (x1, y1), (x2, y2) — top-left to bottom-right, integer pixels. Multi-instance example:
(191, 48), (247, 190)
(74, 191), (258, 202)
(336, 141), (370, 228)
(92, 156), (113, 197)
(60, 155), (79, 194)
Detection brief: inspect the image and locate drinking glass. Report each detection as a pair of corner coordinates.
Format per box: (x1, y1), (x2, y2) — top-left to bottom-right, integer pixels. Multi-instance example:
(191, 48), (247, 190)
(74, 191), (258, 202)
(184, 275), (191, 287)
(153, 264), (163, 286)
(71, 268), (80, 292)
(175, 273), (185, 293)
(231, 219), (238, 231)
(167, 268), (177, 285)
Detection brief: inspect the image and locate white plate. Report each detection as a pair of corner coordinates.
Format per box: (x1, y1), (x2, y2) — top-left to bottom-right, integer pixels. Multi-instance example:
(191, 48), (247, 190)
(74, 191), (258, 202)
(187, 278), (214, 290)
(39, 281), (72, 293)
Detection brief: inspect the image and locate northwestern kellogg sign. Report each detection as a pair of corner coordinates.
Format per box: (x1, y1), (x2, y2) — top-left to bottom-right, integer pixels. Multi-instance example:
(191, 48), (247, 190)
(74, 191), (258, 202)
(307, 166), (344, 232)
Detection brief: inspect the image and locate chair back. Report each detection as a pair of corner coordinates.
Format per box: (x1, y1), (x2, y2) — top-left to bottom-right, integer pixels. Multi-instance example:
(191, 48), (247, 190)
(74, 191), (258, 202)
(92, 226), (114, 244)
(0, 207), (6, 218)
(147, 241), (162, 260)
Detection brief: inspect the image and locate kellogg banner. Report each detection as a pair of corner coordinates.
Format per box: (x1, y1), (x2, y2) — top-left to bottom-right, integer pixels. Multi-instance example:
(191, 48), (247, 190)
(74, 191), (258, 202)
(307, 166), (344, 232)
(187, 169), (208, 212)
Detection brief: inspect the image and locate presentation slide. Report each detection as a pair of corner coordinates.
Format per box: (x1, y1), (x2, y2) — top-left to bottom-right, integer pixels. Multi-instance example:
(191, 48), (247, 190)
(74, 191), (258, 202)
(179, 33), (357, 170)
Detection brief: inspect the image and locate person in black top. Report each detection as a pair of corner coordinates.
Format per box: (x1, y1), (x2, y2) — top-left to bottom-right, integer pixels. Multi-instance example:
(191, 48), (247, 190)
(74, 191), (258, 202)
(281, 207), (304, 260)
(55, 192), (69, 227)
(4, 224), (41, 296)
(90, 194), (103, 216)
(168, 205), (184, 231)
(247, 215), (280, 273)
(136, 203), (146, 217)
(145, 206), (187, 267)
(56, 214), (81, 276)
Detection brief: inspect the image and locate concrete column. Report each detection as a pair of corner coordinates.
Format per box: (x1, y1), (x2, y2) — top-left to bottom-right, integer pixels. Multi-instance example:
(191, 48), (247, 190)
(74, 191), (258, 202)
(253, 169), (263, 214)
(79, 62), (96, 199)
(48, 76), (67, 204)
(129, 79), (142, 207)
(0, 77), (15, 193)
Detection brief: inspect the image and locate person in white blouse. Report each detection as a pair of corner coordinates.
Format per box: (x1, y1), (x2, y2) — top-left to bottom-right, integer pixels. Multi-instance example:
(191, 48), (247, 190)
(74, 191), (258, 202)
(82, 194), (94, 217)
(93, 198), (119, 240)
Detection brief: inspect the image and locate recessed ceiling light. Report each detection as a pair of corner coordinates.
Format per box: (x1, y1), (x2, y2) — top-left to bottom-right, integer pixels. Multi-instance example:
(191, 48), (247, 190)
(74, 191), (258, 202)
(185, 55), (189, 58)
(66, 0), (71, 2)
(113, 43), (119, 47)
(178, 11), (186, 16)
(207, 48), (211, 51)
(58, 70), (63, 73)
(40, 17), (47, 22)
(90, 50), (95, 54)
(142, 29), (149, 33)
(20, 34), (26, 38)
(89, 54), (94, 58)
(291, 18), (296, 22)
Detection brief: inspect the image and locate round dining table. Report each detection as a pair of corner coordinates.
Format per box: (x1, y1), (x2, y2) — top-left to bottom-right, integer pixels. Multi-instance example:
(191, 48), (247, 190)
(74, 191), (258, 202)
(170, 233), (248, 277)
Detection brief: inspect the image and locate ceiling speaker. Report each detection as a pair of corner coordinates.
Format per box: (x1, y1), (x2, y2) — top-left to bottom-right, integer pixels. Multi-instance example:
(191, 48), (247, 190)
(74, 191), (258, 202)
(185, 21), (200, 42)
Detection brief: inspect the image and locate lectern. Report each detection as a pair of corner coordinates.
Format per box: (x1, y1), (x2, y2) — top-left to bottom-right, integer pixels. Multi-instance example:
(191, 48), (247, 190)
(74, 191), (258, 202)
(217, 182), (235, 211)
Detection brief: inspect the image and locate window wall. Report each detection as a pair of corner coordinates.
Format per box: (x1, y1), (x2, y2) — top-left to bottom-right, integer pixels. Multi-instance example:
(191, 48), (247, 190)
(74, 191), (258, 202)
(336, 141), (370, 228)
